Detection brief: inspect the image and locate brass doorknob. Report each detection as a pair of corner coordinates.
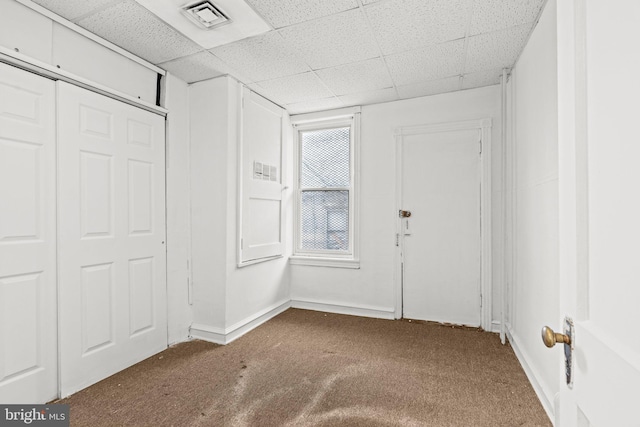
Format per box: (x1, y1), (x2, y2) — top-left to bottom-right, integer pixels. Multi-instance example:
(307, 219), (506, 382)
(541, 326), (571, 348)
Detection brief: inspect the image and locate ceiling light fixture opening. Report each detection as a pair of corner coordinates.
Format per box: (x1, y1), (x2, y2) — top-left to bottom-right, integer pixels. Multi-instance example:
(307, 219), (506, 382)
(181, 1), (231, 30)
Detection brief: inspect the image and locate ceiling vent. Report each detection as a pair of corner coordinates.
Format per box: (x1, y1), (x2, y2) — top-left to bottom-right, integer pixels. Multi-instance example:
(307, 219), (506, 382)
(181, 1), (231, 30)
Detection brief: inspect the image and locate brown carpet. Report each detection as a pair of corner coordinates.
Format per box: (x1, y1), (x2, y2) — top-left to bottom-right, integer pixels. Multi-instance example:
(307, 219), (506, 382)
(57, 308), (551, 427)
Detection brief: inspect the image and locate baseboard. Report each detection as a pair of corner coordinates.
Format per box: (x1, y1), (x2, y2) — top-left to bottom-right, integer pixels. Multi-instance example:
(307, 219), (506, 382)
(189, 323), (226, 344)
(491, 320), (501, 334)
(224, 300), (291, 344)
(190, 299), (291, 345)
(290, 298), (395, 320)
(506, 328), (555, 425)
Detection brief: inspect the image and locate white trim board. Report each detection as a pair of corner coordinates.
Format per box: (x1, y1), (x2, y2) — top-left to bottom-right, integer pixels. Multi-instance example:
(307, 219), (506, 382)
(0, 47), (167, 116)
(189, 300), (291, 345)
(507, 328), (555, 424)
(290, 299), (395, 320)
(15, 0), (165, 75)
(394, 118), (493, 330)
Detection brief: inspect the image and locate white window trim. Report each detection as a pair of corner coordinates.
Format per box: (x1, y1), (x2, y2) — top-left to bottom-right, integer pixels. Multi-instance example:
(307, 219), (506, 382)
(291, 107), (361, 269)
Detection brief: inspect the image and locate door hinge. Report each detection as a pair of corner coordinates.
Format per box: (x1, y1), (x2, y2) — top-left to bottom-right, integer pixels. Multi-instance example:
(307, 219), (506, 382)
(396, 233), (399, 246)
(479, 140), (482, 154)
(241, 238), (244, 249)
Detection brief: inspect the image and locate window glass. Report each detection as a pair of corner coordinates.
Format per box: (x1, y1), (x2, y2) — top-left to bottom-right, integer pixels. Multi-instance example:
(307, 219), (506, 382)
(300, 127), (350, 188)
(300, 190), (349, 251)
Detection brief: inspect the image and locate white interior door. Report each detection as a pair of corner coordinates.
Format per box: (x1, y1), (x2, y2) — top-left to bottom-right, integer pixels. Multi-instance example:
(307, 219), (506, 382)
(400, 128), (481, 326)
(555, 0), (640, 425)
(58, 82), (167, 397)
(0, 63), (57, 403)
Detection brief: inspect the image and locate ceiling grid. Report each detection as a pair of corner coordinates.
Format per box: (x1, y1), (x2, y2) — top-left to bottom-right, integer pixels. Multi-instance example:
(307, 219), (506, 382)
(28, 0), (547, 114)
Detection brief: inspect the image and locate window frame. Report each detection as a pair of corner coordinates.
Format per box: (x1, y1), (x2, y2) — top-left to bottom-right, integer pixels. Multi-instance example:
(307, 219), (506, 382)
(290, 108), (360, 269)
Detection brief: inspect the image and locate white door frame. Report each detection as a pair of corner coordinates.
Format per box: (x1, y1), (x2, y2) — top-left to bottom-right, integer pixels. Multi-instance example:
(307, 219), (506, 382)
(394, 118), (493, 331)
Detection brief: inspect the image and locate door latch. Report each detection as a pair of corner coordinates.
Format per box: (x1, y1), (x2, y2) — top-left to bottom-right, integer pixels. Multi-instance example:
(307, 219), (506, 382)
(399, 210), (412, 218)
(541, 317), (574, 387)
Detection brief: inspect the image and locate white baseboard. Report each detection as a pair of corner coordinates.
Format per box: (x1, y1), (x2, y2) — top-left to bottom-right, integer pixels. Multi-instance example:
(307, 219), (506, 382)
(190, 299), (291, 345)
(507, 328), (555, 425)
(291, 298), (395, 320)
(491, 320), (502, 334)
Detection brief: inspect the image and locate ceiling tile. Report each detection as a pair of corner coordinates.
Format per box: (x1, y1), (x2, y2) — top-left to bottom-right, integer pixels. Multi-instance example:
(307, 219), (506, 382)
(246, 83), (285, 106)
(396, 76), (461, 99)
(158, 52), (230, 84)
(462, 68), (503, 89)
(338, 87), (398, 107)
(30, 0), (118, 21)
(470, 0), (546, 35)
(254, 72), (335, 105)
(315, 58), (393, 96)
(286, 97), (345, 115)
(366, 0), (472, 55)
(465, 24), (532, 73)
(278, 9), (379, 70)
(77, 0), (201, 64)
(245, 0), (358, 29)
(210, 31), (310, 82)
(386, 39), (465, 86)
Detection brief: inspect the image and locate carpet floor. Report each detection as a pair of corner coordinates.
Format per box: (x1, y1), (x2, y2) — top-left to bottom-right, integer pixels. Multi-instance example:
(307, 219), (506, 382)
(57, 309), (551, 427)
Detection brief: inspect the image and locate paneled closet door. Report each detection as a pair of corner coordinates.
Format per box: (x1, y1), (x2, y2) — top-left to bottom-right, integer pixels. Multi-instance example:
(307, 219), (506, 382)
(57, 82), (167, 397)
(0, 63), (58, 403)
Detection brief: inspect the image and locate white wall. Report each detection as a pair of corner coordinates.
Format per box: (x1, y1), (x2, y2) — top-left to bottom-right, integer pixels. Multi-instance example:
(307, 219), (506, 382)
(165, 73), (193, 345)
(290, 85), (503, 323)
(189, 76), (291, 340)
(506, 0), (559, 417)
(189, 77), (230, 331)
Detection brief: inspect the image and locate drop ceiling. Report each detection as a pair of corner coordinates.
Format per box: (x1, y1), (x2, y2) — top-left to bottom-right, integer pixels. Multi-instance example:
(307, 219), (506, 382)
(29, 0), (547, 114)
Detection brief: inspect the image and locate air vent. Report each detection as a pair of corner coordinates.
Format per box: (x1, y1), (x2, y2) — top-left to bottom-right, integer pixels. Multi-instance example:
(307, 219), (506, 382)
(181, 1), (231, 30)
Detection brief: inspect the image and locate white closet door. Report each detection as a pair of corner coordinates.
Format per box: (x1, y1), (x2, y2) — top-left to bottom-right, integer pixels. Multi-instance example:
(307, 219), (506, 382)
(0, 63), (57, 403)
(57, 82), (167, 397)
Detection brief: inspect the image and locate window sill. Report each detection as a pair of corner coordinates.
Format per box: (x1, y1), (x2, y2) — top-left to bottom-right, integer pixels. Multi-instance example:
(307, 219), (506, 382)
(289, 256), (360, 269)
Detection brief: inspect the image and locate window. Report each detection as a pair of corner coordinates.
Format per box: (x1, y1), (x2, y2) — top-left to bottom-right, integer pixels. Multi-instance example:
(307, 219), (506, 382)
(291, 108), (360, 268)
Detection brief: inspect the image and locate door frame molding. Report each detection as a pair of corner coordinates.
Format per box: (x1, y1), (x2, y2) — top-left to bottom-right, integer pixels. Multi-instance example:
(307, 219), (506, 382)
(393, 118), (493, 330)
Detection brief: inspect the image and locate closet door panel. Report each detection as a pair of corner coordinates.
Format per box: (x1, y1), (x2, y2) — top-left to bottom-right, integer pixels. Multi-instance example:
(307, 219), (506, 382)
(57, 82), (167, 397)
(0, 63), (57, 403)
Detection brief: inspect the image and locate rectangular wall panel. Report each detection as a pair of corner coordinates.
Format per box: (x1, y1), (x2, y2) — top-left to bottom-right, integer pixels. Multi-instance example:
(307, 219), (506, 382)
(127, 119), (153, 148)
(249, 199), (281, 245)
(0, 1), (53, 64)
(129, 258), (154, 336)
(0, 83), (40, 124)
(81, 263), (114, 355)
(52, 23), (158, 104)
(0, 140), (41, 242)
(240, 87), (285, 263)
(80, 105), (113, 140)
(128, 160), (153, 235)
(0, 273), (41, 382)
(80, 152), (113, 238)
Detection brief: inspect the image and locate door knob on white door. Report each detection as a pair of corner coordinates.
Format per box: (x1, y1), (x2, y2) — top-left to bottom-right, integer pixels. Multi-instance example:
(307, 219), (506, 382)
(541, 325), (571, 348)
